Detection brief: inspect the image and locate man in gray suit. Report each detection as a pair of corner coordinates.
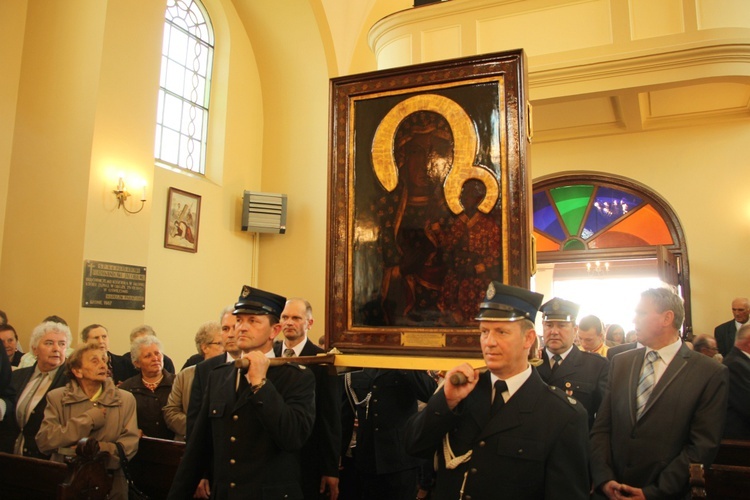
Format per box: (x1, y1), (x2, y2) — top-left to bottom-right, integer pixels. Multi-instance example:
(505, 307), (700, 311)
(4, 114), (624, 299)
(591, 288), (729, 499)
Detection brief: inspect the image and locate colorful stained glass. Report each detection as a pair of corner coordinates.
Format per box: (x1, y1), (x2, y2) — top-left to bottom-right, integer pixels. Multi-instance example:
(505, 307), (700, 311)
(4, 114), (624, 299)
(588, 204), (673, 249)
(549, 185), (593, 237)
(533, 182), (675, 252)
(581, 187), (643, 240)
(534, 231), (560, 252)
(533, 191), (566, 241)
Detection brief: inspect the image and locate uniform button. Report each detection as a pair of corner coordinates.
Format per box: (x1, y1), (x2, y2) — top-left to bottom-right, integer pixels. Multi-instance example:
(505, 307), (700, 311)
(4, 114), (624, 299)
(374, 413), (378, 417)
(233, 415), (239, 421)
(230, 482), (236, 488)
(374, 427), (379, 431)
(373, 385), (378, 389)
(212, 409), (217, 414)
(465, 496), (472, 500)
(373, 399), (378, 403)
(478, 441), (485, 447)
(517, 449), (523, 455)
(230, 459), (236, 465)
(470, 468), (477, 474)
(230, 436), (236, 442)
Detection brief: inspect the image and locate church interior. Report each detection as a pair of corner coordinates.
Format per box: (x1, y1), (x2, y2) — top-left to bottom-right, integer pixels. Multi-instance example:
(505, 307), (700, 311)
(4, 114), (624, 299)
(1, 0), (749, 363)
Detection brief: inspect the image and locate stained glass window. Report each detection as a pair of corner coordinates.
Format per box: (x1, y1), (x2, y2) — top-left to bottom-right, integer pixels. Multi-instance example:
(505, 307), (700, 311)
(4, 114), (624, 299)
(155, 0), (214, 174)
(533, 182), (674, 251)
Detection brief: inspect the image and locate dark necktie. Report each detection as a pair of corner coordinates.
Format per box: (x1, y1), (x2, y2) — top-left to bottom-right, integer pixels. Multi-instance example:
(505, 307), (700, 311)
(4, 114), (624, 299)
(283, 348), (295, 357)
(491, 380), (508, 416)
(550, 354), (562, 374)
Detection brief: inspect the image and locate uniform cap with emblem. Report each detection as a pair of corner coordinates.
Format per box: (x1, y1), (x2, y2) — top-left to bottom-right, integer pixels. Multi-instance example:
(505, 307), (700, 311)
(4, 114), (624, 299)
(475, 281), (544, 322)
(233, 285), (286, 318)
(540, 297), (580, 323)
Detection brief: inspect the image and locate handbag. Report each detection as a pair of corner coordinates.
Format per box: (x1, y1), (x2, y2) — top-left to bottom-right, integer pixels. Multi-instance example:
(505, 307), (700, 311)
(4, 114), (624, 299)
(115, 442), (149, 500)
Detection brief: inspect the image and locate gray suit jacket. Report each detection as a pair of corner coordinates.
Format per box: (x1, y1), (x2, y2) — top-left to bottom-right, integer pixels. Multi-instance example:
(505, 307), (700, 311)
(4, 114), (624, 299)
(591, 343), (729, 499)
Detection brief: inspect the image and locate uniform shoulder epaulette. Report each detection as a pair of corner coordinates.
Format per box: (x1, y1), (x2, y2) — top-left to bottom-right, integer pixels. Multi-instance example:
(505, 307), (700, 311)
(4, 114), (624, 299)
(547, 384), (580, 408)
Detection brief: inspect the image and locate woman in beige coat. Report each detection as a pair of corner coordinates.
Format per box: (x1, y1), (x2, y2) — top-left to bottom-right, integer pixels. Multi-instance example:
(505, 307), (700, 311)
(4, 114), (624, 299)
(37, 343), (139, 499)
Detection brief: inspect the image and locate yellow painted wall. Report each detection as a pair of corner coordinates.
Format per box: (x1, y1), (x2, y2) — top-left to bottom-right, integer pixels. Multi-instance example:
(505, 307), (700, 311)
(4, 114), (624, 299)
(0, 0), (28, 261)
(0, 0), (265, 364)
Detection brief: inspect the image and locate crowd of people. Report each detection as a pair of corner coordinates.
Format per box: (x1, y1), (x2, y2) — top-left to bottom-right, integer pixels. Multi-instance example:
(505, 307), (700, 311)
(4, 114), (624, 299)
(0, 289), (747, 499)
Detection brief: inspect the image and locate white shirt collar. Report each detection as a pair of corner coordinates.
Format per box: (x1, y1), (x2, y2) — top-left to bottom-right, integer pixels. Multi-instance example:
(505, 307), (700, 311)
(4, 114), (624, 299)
(546, 344), (574, 362)
(283, 337), (308, 356)
(490, 364), (532, 402)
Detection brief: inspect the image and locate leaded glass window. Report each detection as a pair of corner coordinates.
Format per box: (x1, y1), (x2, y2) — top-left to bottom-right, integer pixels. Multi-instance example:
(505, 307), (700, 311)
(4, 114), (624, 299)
(155, 0), (214, 174)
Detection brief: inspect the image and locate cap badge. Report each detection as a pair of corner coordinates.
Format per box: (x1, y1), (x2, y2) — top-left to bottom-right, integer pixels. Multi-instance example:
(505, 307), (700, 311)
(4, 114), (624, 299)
(241, 286), (251, 298)
(486, 282), (496, 300)
(552, 301), (560, 312)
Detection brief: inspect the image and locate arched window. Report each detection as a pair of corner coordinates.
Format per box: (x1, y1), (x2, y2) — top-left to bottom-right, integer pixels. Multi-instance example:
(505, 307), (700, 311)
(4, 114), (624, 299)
(155, 0), (214, 174)
(533, 172), (693, 334)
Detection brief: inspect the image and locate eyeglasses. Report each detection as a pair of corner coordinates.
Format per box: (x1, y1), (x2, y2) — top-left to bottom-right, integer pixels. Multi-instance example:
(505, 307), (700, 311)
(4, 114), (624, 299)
(206, 342), (223, 346)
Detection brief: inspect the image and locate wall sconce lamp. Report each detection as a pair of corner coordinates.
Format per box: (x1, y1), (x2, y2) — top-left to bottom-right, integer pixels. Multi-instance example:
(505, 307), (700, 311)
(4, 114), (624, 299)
(114, 176), (147, 214)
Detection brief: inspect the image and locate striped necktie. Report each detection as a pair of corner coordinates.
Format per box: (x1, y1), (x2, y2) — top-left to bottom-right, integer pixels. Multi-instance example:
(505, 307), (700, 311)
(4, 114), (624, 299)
(283, 348), (295, 357)
(636, 350), (660, 420)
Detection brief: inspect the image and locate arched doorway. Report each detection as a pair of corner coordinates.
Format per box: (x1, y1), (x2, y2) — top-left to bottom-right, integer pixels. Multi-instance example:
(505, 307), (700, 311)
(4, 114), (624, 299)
(532, 172), (692, 336)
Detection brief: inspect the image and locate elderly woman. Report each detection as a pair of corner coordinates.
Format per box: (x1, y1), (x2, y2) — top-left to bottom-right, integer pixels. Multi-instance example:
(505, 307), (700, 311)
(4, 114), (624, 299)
(36, 343), (139, 499)
(119, 334), (175, 440)
(164, 321), (223, 442)
(180, 320), (224, 370)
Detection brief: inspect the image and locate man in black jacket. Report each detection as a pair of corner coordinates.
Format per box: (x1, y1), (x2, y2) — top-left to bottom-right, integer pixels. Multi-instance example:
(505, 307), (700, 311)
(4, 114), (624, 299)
(406, 282), (590, 499)
(274, 298), (341, 500)
(714, 297), (750, 356)
(536, 297), (608, 429)
(723, 323), (750, 439)
(169, 286), (316, 500)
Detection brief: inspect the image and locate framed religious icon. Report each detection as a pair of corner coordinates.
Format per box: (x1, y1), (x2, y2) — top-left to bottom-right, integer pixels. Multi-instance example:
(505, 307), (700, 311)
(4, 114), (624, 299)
(164, 187), (201, 253)
(326, 50), (534, 357)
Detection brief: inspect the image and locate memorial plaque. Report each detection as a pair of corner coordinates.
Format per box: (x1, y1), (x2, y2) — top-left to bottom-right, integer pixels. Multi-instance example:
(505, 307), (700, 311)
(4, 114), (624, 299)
(82, 260), (146, 310)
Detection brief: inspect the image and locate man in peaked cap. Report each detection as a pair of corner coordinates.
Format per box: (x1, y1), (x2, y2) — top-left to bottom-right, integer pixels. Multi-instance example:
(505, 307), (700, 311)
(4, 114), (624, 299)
(169, 285), (316, 500)
(537, 297), (609, 429)
(406, 282), (590, 500)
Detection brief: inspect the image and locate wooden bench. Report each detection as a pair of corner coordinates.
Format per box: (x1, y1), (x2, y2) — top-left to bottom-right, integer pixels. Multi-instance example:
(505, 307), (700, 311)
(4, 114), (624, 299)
(691, 439), (750, 499)
(0, 437), (112, 499)
(128, 436), (185, 499)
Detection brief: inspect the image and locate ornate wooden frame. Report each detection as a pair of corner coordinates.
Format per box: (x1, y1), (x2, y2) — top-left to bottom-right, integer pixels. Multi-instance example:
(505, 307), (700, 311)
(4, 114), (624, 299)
(327, 50), (532, 356)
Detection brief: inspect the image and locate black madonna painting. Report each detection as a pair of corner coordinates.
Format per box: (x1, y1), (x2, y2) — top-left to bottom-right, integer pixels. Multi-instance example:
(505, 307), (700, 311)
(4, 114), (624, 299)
(327, 50), (533, 356)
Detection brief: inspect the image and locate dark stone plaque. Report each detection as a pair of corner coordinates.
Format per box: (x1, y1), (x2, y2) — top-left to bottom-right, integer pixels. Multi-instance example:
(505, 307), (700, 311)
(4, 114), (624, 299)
(82, 260), (146, 310)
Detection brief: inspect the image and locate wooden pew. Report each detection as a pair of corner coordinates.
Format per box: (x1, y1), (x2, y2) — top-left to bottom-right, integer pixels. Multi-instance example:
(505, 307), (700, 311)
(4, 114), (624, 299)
(127, 436), (186, 499)
(691, 440), (750, 499)
(0, 438), (112, 499)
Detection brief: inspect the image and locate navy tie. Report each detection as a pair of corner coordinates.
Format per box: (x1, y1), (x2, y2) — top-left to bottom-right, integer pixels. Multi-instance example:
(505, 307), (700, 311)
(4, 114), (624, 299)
(491, 380), (508, 416)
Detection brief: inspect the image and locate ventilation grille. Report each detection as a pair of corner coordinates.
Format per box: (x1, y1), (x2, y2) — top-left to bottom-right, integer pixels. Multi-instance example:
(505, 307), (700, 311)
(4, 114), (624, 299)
(242, 191), (287, 234)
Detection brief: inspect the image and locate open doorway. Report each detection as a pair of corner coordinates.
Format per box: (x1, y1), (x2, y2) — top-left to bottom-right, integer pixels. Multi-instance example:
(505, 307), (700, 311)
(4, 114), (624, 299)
(533, 261), (665, 333)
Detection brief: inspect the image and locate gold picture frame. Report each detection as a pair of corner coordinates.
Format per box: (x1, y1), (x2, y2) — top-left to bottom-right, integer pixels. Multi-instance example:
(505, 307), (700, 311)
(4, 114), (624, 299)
(326, 50), (533, 357)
